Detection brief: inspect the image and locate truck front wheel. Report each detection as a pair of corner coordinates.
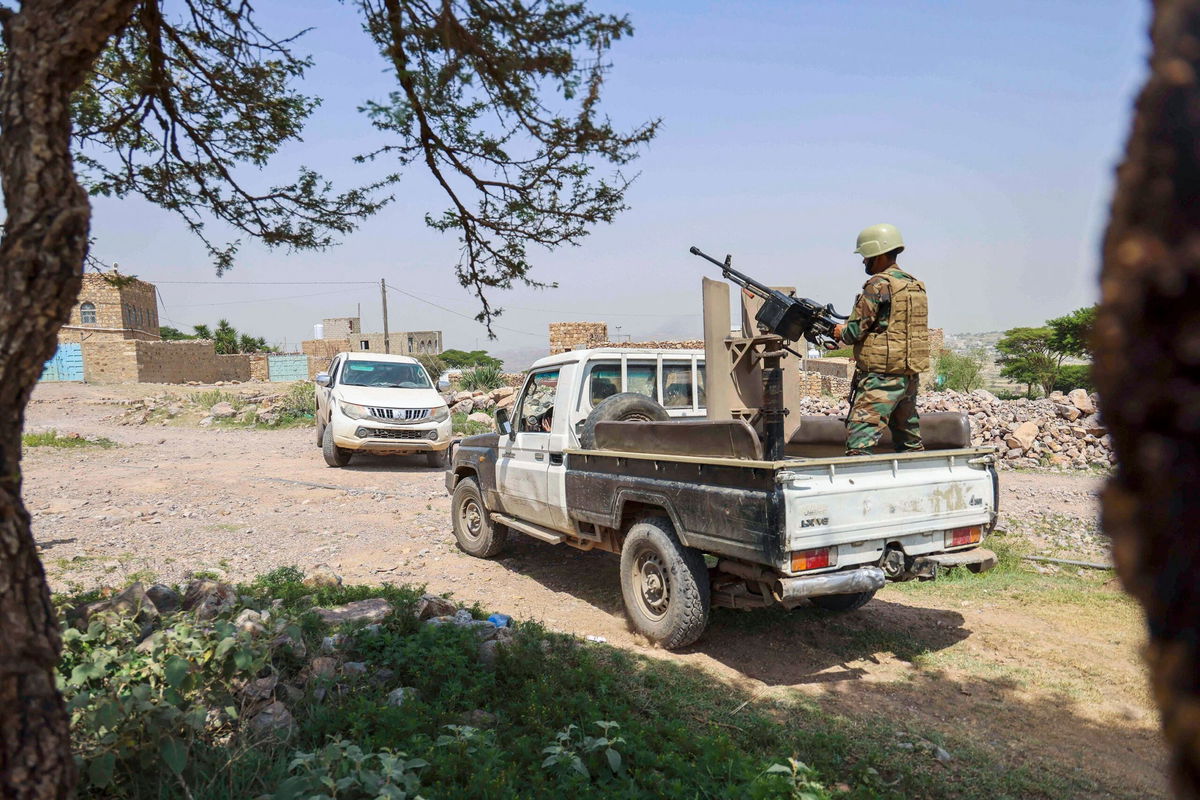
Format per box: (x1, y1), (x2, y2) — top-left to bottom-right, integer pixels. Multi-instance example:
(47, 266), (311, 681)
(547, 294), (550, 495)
(619, 517), (710, 649)
(451, 477), (507, 558)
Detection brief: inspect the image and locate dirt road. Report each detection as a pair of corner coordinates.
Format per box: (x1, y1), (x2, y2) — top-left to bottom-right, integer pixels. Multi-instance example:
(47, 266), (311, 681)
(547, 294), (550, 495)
(23, 381), (1166, 798)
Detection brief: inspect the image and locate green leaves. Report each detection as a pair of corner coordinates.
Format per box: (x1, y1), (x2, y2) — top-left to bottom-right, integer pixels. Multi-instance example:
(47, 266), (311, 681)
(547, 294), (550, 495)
(159, 738), (188, 775)
(164, 655), (191, 689)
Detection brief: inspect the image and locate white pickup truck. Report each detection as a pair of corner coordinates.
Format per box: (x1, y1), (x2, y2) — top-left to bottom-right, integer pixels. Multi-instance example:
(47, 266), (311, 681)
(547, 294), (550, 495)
(446, 348), (998, 649)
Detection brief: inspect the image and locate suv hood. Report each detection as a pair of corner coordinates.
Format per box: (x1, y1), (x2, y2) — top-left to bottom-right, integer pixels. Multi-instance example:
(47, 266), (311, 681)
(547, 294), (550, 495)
(333, 385), (446, 410)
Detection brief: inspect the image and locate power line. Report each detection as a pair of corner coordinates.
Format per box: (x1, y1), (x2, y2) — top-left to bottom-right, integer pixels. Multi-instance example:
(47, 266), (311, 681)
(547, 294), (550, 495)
(384, 284), (543, 339)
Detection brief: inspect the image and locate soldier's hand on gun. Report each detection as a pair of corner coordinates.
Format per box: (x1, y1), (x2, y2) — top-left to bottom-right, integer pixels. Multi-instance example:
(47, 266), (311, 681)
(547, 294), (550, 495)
(832, 323), (846, 343)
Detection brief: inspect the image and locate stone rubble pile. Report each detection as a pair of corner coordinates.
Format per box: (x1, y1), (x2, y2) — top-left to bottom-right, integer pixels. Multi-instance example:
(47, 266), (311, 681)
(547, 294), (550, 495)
(442, 386), (513, 422)
(115, 389), (296, 426)
(795, 387), (1111, 470)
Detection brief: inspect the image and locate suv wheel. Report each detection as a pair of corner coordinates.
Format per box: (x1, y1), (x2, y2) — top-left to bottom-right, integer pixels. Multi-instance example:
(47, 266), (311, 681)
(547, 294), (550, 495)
(619, 516), (710, 649)
(322, 425), (353, 467)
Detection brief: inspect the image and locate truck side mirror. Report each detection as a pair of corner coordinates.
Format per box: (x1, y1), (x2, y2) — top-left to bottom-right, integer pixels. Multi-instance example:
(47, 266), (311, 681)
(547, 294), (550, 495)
(495, 407), (512, 435)
(315, 372), (330, 387)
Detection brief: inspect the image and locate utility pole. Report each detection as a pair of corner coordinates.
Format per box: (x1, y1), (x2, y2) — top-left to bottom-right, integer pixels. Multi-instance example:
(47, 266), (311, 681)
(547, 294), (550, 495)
(380, 278), (391, 354)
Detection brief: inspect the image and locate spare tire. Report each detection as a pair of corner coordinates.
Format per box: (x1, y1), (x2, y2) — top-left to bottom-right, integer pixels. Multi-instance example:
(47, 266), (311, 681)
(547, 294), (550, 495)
(579, 392), (670, 449)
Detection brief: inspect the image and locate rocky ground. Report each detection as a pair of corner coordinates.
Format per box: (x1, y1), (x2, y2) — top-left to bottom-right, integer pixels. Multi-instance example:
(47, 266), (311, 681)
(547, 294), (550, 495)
(21, 380), (1165, 798)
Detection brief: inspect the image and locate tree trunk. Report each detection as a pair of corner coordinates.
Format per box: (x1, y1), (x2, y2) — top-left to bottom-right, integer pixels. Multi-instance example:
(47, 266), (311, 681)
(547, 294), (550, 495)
(0, 1), (137, 797)
(1096, 1), (1200, 797)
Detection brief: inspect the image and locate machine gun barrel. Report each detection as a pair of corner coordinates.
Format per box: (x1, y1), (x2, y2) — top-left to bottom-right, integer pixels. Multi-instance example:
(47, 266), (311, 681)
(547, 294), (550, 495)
(688, 246), (778, 301)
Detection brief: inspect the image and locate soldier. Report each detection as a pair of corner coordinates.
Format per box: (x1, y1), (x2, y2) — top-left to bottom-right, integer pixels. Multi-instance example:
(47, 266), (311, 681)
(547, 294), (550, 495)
(831, 223), (930, 456)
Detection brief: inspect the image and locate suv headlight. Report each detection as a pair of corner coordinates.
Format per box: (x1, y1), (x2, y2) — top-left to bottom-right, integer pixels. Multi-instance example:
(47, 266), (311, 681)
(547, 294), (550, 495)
(339, 401), (369, 420)
(426, 406), (450, 423)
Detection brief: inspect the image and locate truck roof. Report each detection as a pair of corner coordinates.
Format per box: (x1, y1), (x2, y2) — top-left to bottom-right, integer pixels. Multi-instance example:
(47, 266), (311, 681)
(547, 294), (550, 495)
(529, 347), (706, 370)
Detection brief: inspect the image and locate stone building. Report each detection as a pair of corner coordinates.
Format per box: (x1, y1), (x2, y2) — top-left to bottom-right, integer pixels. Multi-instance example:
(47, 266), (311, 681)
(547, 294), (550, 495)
(549, 322), (609, 354)
(58, 273), (161, 343)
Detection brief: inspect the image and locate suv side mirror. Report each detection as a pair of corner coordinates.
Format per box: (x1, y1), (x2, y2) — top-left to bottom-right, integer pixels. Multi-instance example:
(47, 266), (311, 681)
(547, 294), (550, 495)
(495, 407), (512, 435)
(315, 372), (330, 387)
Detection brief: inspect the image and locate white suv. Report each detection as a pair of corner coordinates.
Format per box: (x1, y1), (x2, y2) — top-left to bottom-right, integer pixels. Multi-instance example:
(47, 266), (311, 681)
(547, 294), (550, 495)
(315, 352), (453, 468)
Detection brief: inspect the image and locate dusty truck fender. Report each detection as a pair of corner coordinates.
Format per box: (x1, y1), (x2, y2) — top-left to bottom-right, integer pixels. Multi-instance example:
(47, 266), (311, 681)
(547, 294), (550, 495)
(446, 433), (501, 508)
(564, 450), (784, 566)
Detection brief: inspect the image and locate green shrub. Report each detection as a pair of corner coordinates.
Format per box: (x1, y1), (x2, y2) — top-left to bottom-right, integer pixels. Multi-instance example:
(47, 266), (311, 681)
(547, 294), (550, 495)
(62, 610), (280, 796)
(189, 389), (243, 410)
(459, 364), (505, 392)
(23, 430), (116, 448)
(1053, 364), (1094, 394)
(274, 382), (317, 421)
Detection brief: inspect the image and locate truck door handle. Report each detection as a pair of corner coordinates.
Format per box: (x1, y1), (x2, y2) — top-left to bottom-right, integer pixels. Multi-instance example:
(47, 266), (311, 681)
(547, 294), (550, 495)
(550, 453), (563, 466)
(502, 451), (513, 458)
(534, 452), (545, 461)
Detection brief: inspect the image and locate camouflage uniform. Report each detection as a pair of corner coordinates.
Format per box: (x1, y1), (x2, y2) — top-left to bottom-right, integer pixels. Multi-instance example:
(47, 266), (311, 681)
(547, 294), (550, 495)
(841, 267), (925, 455)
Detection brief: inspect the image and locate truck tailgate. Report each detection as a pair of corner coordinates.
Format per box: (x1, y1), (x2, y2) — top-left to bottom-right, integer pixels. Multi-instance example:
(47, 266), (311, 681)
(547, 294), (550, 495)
(780, 450), (996, 554)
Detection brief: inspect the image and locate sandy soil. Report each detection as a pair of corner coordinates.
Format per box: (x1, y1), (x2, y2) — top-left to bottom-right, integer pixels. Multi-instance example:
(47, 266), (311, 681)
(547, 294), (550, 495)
(22, 381), (1166, 799)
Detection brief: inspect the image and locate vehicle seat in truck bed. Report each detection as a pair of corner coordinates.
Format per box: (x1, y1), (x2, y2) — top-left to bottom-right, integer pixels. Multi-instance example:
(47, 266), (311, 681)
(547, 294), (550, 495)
(785, 412), (972, 458)
(591, 419), (764, 461)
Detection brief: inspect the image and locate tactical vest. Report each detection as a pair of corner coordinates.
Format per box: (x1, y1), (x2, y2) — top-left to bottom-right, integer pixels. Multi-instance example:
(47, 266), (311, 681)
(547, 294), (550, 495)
(853, 269), (930, 375)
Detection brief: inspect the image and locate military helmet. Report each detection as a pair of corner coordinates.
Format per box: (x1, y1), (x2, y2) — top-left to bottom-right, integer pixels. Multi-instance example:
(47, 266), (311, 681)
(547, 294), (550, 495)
(853, 223), (905, 258)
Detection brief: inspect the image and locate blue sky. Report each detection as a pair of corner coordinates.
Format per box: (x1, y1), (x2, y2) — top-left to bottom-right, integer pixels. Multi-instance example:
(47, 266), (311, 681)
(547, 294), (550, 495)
(89, 0), (1151, 366)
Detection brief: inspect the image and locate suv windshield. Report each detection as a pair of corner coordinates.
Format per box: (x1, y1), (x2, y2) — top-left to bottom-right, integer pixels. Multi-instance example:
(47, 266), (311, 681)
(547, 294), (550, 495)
(340, 361), (431, 388)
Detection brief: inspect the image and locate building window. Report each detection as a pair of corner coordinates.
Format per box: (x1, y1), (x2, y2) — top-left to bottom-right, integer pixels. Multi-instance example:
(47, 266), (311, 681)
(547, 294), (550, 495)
(360, 340), (369, 350)
(80, 302), (97, 325)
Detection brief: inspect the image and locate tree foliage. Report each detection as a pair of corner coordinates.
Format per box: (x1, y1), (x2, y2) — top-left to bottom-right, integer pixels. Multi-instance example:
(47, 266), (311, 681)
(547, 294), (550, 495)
(1047, 306), (1097, 359)
(60, 0), (657, 329)
(441, 348), (503, 369)
(192, 320), (273, 354)
(158, 325), (195, 341)
(996, 327), (1062, 398)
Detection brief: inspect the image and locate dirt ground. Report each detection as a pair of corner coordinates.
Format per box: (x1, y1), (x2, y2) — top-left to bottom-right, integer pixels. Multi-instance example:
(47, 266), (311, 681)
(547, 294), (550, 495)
(23, 381), (1167, 798)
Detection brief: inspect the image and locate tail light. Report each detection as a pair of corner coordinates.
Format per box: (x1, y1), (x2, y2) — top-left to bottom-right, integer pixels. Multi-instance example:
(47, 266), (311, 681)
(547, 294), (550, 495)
(945, 526), (981, 548)
(791, 547), (836, 572)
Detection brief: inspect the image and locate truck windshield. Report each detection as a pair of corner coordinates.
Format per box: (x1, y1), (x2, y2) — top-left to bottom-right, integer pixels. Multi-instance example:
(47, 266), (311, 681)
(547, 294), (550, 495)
(340, 361), (431, 388)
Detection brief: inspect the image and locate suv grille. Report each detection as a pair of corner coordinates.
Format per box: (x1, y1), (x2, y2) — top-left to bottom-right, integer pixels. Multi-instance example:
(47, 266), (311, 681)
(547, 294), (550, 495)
(362, 428), (429, 440)
(367, 407), (425, 421)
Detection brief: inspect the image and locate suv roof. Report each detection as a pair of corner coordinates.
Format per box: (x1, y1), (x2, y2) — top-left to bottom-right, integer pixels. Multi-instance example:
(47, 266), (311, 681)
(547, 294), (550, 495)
(339, 351), (421, 364)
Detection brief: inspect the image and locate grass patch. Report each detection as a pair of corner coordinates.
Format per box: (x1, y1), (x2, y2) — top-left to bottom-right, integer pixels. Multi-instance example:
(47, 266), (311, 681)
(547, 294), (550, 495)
(56, 567), (1131, 800)
(888, 534), (1126, 610)
(23, 429), (116, 449)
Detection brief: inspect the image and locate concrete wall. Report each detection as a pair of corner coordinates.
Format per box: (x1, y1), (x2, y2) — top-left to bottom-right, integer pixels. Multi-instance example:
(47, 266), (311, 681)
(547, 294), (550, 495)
(310, 332), (442, 356)
(323, 317), (361, 339)
(802, 357), (855, 380)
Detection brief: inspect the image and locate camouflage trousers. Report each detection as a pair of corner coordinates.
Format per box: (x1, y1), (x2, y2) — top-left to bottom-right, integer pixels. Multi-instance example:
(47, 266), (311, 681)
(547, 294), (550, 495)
(845, 372), (923, 455)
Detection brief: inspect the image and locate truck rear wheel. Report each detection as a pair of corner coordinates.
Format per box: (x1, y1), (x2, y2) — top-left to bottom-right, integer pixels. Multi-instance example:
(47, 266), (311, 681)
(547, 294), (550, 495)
(451, 477), (507, 558)
(810, 590), (876, 612)
(619, 516), (710, 649)
(579, 393), (670, 449)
